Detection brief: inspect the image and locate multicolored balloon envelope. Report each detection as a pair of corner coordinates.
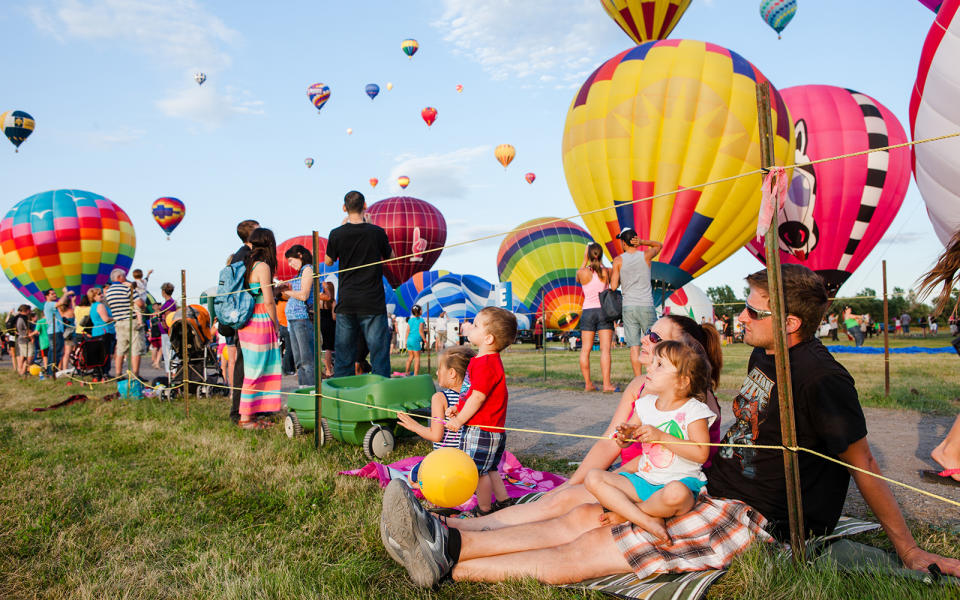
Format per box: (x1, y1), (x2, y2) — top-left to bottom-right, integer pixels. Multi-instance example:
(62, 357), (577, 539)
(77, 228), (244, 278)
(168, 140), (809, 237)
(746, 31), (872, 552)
(412, 274), (494, 320)
(395, 269), (451, 316)
(401, 38), (419, 57)
(600, 0), (691, 44)
(497, 218), (593, 331)
(275, 235), (328, 283)
(307, 83), (331, 112)
(662, 283), (714, 325)
(398, 176), (410, 189)
(1, 110), (35, 152)
(911, 0), (960, 246)
(495, 144), (515, 169)
(366, 196), (447, 287)
(562, 40), (794, 302)
(1, 189), (136, 308)
(759, 0), (797, 38)
(745, 85), (909, 296)
(151, 197), (185, 239)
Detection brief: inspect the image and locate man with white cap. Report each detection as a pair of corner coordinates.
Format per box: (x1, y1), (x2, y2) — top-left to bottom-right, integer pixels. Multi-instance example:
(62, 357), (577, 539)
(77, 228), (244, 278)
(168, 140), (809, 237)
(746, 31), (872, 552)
(104, 268), (146, 378)
(608, 228), (662, 377)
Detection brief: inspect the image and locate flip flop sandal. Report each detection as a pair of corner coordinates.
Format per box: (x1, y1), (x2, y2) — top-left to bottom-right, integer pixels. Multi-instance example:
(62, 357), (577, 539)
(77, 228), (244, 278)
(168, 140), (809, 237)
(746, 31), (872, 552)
(238, 419), (273, 430)
(602, 386), (622, 393)
(919, 468), (960, 487)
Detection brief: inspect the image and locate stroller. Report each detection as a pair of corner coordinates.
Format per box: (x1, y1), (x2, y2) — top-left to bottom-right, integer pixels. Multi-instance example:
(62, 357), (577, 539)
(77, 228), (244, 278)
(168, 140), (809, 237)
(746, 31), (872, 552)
(71, 335), (110, 380)
(155, 304), (222, 398)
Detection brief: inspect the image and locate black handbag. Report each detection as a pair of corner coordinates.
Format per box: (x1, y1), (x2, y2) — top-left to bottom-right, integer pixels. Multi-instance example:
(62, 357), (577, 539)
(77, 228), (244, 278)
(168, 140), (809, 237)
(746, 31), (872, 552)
(599, 289), (623, 322)
(951, 334), (960, 357)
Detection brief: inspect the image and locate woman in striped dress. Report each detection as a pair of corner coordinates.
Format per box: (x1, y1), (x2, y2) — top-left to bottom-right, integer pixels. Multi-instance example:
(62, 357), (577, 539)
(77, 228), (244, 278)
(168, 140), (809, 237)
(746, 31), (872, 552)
(238, 227), (282, 429)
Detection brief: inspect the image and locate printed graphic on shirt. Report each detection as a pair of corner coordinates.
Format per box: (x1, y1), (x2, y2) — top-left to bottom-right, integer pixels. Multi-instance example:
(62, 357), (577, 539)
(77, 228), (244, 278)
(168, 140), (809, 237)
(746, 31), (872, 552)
(640, 419), (684, 471)
(460, 372), (470, 399)
(718, 366), (775, 478)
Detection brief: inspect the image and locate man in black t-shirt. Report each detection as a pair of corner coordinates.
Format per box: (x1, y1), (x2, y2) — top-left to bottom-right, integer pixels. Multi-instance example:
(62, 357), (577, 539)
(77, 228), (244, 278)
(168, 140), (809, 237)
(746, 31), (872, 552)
(325, 191), (393, 377)
(225, 219), (258, 423)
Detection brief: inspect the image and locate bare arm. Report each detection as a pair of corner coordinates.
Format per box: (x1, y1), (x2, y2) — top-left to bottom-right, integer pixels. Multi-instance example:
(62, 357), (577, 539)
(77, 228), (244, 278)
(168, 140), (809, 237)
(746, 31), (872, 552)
(840, 437), (960, 576)
(284, 266), (314, 302)
(643, 240), (662, 265)
(97, 303), (113, 323)
(253, 263), (279, 328)
(635, 418), (710, 464)
(397, 392), (447, 443)
(446, 390), (486, 431)
(324, 254), (335, 267)
(609, 257), (622, 291)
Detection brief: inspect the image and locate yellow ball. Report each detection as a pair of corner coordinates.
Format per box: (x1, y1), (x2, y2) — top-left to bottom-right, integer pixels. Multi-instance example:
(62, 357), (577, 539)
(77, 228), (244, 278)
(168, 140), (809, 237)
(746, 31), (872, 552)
(28, 364), (41, 376)
(416, 448), (479, 508)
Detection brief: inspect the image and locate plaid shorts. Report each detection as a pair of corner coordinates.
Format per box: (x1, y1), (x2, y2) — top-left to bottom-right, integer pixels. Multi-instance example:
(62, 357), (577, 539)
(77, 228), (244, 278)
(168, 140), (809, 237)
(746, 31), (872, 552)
(459, 426), (505, 475)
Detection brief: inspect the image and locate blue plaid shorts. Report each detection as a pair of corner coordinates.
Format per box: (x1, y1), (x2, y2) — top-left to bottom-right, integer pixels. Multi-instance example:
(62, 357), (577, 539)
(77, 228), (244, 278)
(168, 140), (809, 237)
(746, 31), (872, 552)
(460, 426), (506, 475)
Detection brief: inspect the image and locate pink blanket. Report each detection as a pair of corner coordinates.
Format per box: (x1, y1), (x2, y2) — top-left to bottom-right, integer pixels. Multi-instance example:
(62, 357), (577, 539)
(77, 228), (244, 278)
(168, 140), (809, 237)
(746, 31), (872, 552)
(339, 451), (567, 511)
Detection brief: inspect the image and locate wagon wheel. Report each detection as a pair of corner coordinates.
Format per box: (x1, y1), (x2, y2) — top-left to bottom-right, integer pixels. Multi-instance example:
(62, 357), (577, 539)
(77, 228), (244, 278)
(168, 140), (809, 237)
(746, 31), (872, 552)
(320, 418), (332, 446)
(363, 425), (395, 460)
(284, 412), (304, 438)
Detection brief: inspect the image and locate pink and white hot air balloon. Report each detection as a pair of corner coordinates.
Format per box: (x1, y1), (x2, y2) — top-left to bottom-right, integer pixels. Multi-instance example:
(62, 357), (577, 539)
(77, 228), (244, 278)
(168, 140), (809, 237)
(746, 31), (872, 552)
(662, 283), (714, 325)
(745, 85), (910, 296)
(911, 0), (960, 246)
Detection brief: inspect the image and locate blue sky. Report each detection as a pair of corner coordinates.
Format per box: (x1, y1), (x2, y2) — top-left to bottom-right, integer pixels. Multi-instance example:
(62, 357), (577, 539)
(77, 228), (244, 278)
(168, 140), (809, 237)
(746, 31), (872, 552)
(0, 0), (946, 307)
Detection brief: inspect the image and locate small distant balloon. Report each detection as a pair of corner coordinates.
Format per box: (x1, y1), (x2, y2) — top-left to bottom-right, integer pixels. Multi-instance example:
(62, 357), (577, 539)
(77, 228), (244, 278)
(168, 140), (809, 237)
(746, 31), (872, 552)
(386, 82), (394, 91)
(1, 110), (35, 152)
(760, 0), (797, 38)
(525, 172), (536, 184)
(305, 158), (314, 168)
(495, 144), (515, 169)
(398, 176), (410, 189)
(346, 128), (353, 135)
(307, 83), (331, 112)
(456, 84), (463, 93)
(401, 38), (419, 58)
(152, 197), (185, 240)
(194, 72), (207, 85)
(370, 178), (379, 188)
(421, 107), (437, 127)
(365, 83), (380, 100)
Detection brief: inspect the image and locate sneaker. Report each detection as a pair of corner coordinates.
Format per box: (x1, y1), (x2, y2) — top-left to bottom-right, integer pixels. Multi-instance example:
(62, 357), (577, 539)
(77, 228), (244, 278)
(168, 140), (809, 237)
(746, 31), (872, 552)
(381, 479), (453, 587)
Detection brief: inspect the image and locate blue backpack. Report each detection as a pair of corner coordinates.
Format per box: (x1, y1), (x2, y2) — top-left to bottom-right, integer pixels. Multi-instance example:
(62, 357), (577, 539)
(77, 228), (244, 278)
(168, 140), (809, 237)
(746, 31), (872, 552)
(214, 261), (256, 330)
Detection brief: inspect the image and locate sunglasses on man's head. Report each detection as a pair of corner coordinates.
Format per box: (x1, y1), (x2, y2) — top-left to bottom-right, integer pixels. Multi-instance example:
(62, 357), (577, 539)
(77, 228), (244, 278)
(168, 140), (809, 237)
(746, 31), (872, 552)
(744, 301), (773, 320)
(645, 330), (662, 343)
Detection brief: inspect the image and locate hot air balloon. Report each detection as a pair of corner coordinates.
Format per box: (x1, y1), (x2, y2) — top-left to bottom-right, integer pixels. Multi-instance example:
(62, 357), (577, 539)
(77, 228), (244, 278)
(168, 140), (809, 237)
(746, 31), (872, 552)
(151, 197), (186, 240)
(386, 82), (394, 91)
(745, 85), (910, 296)
(562, 40), (794, 302)
(346, 128), (353, 135)
(194, 72), (207, 85)
(918, 0), (943, 12)
(275, 235), (328, 283)
(307, 83), (331, 112)
(456, 84), (463, 93)
(525, 172), (536, 184)
(662, 283), (714, 324)
(1, 189), (136, 308)
(497, 217), (593, 331)
(495, 144), (515, 169)
(413, 274), (494, 319)
(398, 176), (410, 189)
(365, 83), (380, 100)
(421, 107), (437, 127)
(759, 0), (797, 39)
(401, 38), (419, 58)
(370, 177), (379, 188)
(305, 158), (314, 168)
(395, 270), (451, 316)
(911, 0), (960, 245)
(1, 110), (35, 152)
(599, 0), (691, 44)
(366, 197), (447, 287)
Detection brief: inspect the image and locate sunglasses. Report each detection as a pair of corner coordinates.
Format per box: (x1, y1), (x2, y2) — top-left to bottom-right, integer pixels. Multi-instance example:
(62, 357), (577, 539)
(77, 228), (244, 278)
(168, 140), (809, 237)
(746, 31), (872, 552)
(645, 329), (662, 343)
(744, 301), (773, 320)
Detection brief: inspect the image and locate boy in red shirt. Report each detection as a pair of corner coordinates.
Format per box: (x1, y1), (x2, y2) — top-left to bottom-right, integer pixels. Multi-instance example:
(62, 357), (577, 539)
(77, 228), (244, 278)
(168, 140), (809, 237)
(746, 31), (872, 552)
(445, 306), (517, 515)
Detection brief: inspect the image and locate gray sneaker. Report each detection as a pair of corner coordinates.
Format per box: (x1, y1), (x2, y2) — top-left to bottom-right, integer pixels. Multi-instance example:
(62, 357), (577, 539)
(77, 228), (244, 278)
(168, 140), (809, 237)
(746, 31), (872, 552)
(380, 479), (453, 587)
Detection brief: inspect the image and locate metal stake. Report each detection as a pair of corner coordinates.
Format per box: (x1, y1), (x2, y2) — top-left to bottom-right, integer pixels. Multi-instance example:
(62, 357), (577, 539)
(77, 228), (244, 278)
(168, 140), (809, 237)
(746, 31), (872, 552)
(313, 232), (323, 450)
(882, 260), (890, 396)
(181, 270), (189, 416)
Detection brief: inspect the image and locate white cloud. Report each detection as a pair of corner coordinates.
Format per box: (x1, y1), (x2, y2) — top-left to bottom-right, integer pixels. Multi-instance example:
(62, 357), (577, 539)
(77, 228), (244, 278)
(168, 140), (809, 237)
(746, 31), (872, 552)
(432, 0), (611, 85)
(156, 84), (264, 127)
(389, 145), (491, 198)
(29, 0), (239, 70)
(877, 232), (928, 245)
(89, 126), (146, 145)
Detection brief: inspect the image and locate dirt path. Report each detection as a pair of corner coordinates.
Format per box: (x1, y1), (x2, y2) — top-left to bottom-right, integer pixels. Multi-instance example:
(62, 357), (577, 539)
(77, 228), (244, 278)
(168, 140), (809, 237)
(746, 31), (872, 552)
(503, 386), (960, 528)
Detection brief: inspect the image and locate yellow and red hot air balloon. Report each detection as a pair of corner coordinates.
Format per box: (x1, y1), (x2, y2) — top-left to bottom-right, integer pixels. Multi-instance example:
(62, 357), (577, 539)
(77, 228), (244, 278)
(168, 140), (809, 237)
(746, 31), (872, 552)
(599, 0), (691, 44)
(456, 84), (463, 93)
(421, 107), (437, 127)
(370, 177), (379, 188)
(151, 197), (185, 239)
(346, 128), (353, 135)
(525, 172), (536, 184)
(495, 144), (515, 169)
(562, 40), (794, 300)
(398, 176), (410, 189)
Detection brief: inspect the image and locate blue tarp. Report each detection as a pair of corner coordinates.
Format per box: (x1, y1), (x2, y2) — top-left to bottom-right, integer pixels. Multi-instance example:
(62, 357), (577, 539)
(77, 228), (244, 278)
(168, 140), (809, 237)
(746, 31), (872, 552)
(825, 345), (956, 355)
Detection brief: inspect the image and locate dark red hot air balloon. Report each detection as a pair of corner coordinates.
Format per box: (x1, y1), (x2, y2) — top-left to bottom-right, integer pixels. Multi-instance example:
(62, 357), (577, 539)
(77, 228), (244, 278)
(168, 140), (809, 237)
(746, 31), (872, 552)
(276, 235), (327, 283)
(366, 196), (447, 286)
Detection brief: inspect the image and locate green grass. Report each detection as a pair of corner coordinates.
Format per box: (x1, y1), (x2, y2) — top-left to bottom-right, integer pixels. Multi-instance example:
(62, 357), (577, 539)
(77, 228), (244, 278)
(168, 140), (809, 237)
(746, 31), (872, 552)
(2, 354), (959, 599)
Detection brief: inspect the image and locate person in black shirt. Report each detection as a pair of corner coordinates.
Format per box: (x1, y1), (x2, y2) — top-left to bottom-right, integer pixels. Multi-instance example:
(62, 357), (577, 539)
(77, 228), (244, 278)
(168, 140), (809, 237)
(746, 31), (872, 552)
(325, 191), (393, 377)
(226, 219), (258, 423)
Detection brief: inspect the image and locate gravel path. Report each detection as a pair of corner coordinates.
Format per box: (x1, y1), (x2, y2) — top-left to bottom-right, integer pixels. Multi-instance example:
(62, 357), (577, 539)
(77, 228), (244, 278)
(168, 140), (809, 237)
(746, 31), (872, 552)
(503, 386), (960, 528)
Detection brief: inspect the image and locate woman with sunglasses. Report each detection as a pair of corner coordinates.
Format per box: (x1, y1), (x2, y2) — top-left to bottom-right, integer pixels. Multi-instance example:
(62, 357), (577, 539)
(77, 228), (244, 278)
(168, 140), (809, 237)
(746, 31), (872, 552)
(445, 313), (723, 531)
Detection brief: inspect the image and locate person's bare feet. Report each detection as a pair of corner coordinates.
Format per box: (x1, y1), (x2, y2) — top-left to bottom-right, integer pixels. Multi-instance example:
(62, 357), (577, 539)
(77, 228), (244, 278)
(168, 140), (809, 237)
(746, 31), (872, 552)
(629, 511), (669, 543)
(931, 442), (960, 481)
(584, 383), (597, 392)
(599, 509), (628, 527)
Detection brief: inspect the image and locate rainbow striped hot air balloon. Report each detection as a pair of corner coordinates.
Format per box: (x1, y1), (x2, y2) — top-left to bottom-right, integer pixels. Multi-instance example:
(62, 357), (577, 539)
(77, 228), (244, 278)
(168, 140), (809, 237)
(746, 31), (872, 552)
(401, 38), (419, 58)
(497, 218), (593, 331)
(151, 197), (185, 239)
(562, 40), (794, 302)
(1, 189), (136, 308)
(307, 83), (331, 112)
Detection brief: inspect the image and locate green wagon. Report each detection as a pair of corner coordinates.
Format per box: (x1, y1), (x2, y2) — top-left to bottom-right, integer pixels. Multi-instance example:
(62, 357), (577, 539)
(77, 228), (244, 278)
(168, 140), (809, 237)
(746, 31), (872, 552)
(284, 374), (436, 459)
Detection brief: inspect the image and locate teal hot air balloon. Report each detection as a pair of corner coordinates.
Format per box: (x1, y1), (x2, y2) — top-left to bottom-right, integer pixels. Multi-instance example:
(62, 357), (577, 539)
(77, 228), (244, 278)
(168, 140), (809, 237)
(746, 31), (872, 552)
(365, 83), (380, 100)
(759, 0), (797, 38)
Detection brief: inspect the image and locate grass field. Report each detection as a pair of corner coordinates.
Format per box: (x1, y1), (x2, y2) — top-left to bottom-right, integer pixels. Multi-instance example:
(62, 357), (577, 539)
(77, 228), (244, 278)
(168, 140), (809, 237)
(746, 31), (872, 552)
(2, 338), (959, 599)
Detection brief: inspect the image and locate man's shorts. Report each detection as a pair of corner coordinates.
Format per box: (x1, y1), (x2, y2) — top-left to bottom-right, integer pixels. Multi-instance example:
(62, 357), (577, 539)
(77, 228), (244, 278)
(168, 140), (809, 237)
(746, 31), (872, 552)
(17, 340), (34, 358)
(460, 426), (506, 475)
(115, 320), (146, 356)
(579, 307), (613, 332)
(623, 305), (658, 347)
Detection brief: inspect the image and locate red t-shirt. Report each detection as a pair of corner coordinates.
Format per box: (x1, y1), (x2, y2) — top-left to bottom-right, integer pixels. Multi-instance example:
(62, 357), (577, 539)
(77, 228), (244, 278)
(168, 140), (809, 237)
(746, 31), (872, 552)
(456, 353), (508, 432)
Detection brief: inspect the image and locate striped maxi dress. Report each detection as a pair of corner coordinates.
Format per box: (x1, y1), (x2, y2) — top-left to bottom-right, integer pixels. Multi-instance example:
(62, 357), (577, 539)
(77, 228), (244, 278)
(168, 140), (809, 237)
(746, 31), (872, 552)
(238, 279), (282, 415)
